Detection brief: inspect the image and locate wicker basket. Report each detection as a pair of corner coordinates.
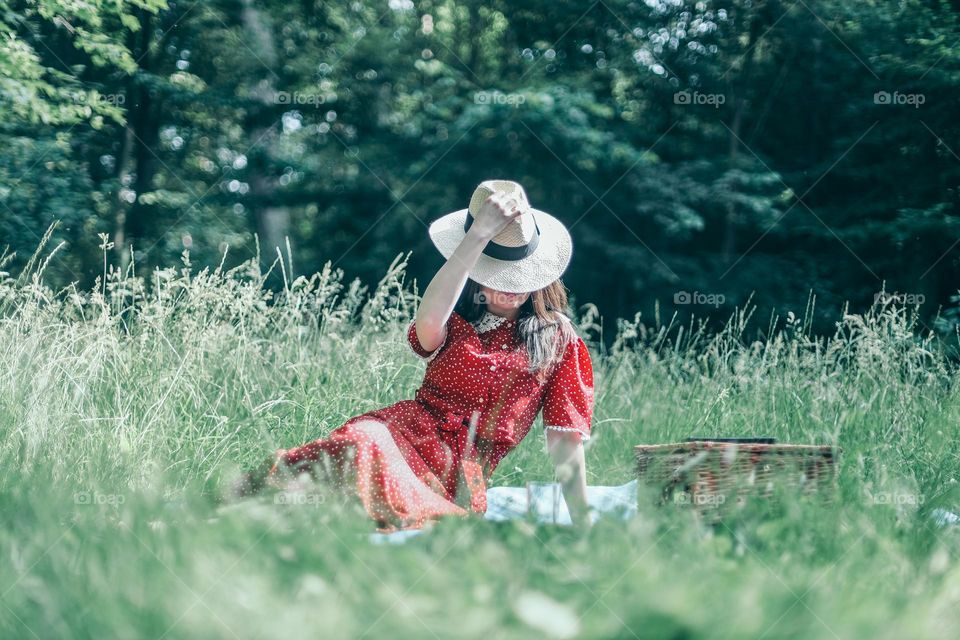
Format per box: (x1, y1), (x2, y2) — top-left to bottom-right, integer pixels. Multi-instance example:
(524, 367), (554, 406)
(634, 439), (839, 515)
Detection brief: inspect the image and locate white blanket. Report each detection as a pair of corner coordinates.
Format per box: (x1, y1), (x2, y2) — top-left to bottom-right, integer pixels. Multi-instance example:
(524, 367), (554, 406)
(370, 480), (638, 544)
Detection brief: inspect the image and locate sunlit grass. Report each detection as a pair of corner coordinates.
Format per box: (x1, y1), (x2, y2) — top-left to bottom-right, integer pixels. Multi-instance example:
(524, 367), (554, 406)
(2, 237), (960, 638)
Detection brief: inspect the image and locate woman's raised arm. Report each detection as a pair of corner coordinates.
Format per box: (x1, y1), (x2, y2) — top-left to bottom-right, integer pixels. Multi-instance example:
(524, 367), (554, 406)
(415, 192), (522, 351)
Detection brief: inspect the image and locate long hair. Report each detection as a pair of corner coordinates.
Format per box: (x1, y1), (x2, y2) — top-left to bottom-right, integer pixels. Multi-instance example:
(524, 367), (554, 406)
(454, 278), (578, 383)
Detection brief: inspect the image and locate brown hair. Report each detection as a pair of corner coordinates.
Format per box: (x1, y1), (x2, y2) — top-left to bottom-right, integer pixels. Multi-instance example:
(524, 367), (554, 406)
(454, 278), (578, 383)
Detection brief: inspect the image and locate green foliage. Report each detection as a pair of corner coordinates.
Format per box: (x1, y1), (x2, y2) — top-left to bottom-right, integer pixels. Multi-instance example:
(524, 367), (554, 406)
(1, 0), (959, 333)
(2, 250), (960, 637)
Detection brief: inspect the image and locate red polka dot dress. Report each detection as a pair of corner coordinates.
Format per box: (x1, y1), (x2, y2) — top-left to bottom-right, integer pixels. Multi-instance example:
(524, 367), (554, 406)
(269, 310), (595, 532)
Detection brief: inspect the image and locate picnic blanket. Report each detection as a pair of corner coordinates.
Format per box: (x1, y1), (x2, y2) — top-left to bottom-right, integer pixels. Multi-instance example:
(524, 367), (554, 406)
(369, 479), (638, 544)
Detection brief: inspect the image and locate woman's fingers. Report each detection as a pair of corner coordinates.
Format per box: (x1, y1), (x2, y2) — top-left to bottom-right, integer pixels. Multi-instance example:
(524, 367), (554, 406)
(487, 193), (517, 213)
(475, 193), (524, 237)
(497, 195), (522, 216)
(493, 193), (513, 211)
(487, 193), (519, 213)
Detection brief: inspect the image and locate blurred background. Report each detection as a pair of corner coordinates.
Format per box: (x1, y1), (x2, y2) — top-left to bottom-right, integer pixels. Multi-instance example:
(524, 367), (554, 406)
(2, 0), (958, 338)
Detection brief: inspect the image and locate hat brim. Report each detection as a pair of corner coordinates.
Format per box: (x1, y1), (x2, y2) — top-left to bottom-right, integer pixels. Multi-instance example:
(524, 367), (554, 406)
(428, 208), (573, 293)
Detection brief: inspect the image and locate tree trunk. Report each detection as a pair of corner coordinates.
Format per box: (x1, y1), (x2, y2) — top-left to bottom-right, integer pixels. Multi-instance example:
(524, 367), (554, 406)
(112, 123), (134, 272)
(125, 7), (159, 258)
(467, 1), (481, 79)
(241, 0), (290, 272)
(722, 4), (768, 263)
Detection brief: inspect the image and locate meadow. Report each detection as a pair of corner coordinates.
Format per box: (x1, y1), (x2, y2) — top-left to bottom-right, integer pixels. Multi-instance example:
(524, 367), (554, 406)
(2, 237), (960, 639)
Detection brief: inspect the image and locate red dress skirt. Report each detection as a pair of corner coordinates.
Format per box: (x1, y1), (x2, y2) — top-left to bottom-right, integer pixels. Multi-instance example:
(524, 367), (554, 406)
(269, 310), (594, 531)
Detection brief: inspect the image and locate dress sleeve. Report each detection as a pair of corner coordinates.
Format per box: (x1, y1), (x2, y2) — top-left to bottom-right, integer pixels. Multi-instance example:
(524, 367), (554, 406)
(406, 311), (463, 363)
(541, 334), (595, 442)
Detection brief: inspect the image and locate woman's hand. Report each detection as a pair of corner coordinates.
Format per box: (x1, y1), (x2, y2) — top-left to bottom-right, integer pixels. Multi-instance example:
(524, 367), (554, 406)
(467, 192), (524, 242)
(545, 429), (591, 530)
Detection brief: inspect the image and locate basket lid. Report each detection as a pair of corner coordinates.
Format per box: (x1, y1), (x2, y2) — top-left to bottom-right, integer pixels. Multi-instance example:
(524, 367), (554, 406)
(684, 437), (777, 444)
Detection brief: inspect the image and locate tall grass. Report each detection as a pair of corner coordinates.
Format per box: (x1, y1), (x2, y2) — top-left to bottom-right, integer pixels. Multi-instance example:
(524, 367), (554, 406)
(2, 238), (960, 638)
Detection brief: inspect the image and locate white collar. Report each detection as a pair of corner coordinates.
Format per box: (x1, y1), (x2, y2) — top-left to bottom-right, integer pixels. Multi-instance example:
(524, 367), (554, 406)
(471, 310), (511, 333)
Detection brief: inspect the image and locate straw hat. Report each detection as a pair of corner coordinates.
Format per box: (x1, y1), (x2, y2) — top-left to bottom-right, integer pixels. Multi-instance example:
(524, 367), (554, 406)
(428, 180), (573, 293)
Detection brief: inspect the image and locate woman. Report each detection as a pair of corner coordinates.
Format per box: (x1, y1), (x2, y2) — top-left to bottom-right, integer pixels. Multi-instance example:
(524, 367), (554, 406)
(235, 180), (595, 531)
